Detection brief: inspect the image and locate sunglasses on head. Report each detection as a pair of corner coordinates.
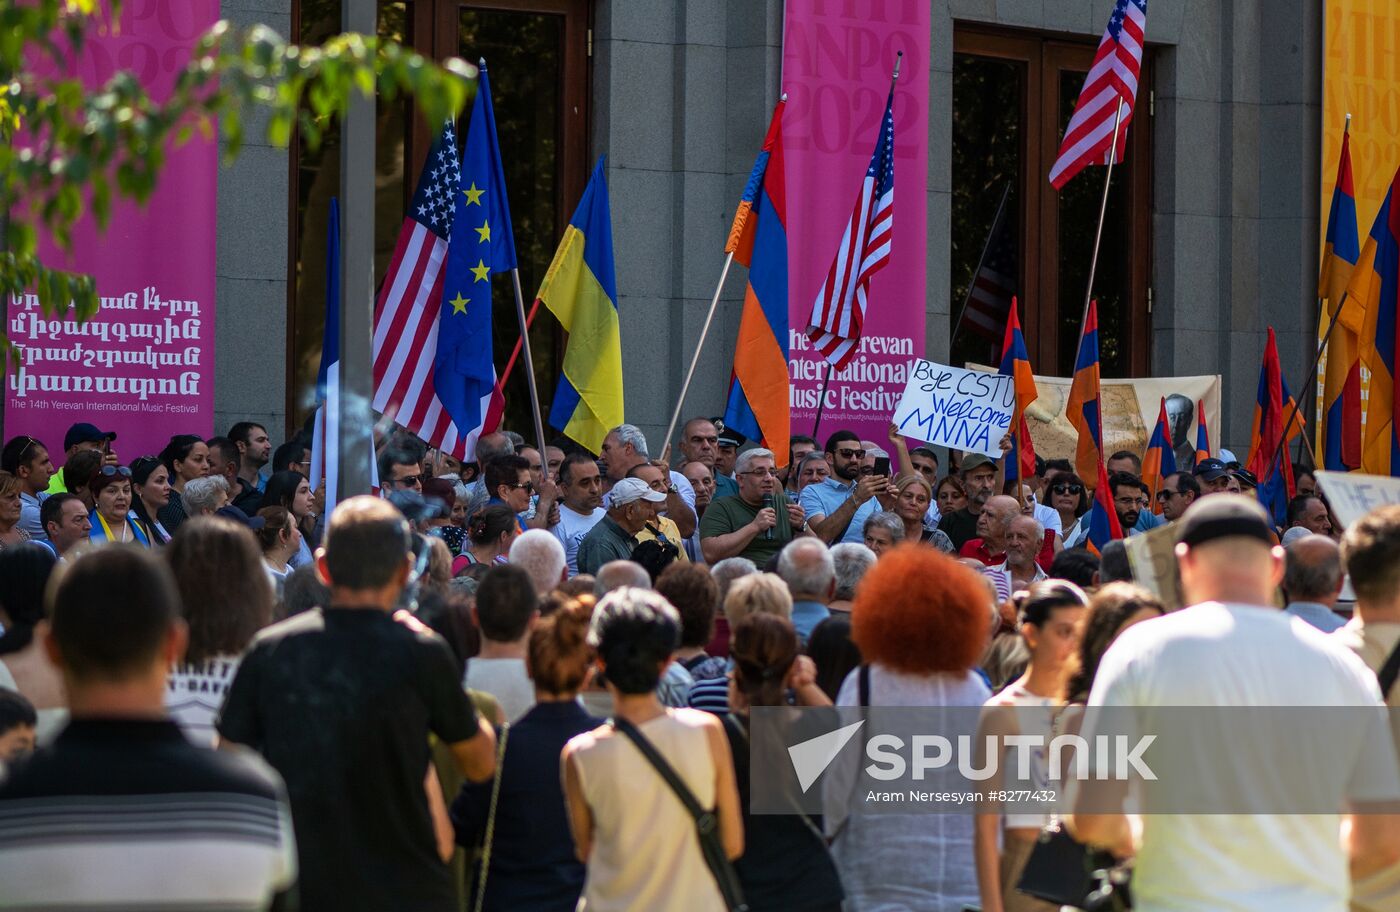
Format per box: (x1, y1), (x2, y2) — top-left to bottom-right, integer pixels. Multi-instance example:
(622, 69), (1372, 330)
(99, 465), (132, 479)
(1051, 482), (1083, 495)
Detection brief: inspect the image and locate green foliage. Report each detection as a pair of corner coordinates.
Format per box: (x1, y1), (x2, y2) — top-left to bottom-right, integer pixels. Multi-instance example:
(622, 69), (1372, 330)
(0, 0), (476, 362)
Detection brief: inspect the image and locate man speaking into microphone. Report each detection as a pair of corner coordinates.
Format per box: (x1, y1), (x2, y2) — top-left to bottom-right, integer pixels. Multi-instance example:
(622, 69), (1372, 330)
(699, 447), (809, 565)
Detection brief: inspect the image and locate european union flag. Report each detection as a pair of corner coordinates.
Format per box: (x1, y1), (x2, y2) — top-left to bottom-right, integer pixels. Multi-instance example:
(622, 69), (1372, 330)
(435, 62), (515, 457)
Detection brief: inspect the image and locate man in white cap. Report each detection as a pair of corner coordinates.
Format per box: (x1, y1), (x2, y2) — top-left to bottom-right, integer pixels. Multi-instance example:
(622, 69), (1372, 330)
(575, 477), (666, 576)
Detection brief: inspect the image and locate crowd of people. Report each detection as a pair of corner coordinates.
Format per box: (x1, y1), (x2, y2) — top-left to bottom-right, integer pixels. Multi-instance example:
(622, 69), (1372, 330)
(0, 414), (1397, 911)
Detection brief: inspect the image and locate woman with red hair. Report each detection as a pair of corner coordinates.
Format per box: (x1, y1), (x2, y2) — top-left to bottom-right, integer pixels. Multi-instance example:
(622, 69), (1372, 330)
(824, 544), (991, 911)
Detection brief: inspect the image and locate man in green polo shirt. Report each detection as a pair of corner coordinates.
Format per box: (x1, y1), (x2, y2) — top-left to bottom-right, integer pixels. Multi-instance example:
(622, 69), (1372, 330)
(575, 477), (666, 576)
(700, 447), (809, 567)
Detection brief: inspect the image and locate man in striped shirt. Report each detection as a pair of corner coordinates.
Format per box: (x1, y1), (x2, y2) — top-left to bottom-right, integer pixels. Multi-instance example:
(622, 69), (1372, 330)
(0, 546), (297, 910)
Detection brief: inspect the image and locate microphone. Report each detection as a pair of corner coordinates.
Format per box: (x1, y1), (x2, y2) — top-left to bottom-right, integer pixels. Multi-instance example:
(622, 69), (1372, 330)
(762, 493), (775, 540)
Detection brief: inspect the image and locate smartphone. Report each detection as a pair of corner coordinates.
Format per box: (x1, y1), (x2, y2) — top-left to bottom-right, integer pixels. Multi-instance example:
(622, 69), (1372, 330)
(872, 455), (890, 477)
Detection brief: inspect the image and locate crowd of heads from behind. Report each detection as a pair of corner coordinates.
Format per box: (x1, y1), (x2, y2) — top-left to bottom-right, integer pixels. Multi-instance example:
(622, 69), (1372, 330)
(0, 412), (1395, 912)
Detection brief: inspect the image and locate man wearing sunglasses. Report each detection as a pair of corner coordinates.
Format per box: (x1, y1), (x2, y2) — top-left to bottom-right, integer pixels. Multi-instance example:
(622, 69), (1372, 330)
(800, 430), (894, 545)
(1156, 472), (1199, 523)
(484, 455), (534, 532)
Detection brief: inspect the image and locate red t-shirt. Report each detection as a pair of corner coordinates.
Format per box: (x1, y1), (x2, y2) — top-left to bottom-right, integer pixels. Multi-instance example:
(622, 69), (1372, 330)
(960, 532), (1056, 571)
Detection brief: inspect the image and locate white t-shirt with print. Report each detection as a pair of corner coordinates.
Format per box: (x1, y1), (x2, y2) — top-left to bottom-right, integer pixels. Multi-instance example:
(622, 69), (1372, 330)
(552, 505), (605, 576)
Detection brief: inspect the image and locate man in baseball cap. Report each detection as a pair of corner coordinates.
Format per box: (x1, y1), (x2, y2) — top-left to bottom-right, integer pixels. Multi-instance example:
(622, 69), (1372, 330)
(1193, 456), (1232, 496)
(46, 423), (119, 495)
(575, 477), (665, 576)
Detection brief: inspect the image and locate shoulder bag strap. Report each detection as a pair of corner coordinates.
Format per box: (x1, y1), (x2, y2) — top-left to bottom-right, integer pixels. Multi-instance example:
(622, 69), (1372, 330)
(612, 716), (706, 820)
(858, 663), (870, 708)
(472, 723), (510, 912)
(1378, 638), (1400, 700)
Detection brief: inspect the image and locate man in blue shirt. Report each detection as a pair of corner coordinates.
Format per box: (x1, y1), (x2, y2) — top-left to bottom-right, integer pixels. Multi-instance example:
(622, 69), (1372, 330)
(800, 430), (896, 545)
(775, 538), (834, 644)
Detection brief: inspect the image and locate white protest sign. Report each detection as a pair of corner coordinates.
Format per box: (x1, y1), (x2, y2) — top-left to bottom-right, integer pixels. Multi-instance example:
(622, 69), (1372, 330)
(1316, 470), (1400, 529)
(890, 360), (1014, 458)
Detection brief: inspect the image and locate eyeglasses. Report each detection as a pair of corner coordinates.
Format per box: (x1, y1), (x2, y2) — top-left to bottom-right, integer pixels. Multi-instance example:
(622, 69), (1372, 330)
(1155, 489), (1180, 502)
(835, 448), (866, 460)
(99, 465), (133, 479)
(1115, 496), (1149, 508)
(740, 468), (778, 478)
(1051, 483), (1083, 495)
(391, 474), (423, 487)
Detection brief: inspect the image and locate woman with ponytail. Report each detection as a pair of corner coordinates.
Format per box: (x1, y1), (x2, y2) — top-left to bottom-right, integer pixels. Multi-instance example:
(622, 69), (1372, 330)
(451, 504), (519, 575)
(724, 613), (843, 912)
(450, 597), (601, 911)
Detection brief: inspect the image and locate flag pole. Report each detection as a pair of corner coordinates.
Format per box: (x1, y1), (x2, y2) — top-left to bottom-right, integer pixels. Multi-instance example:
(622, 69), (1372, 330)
(1273, 290), (1349, 479)
(662, 250), (738, 461)
(495, 297), (541, 400)
(1080, 100), (1125, 328)
(951, 181), (1012, 345)
(810, 52), (901, 445)
(509, 268), (550, 461)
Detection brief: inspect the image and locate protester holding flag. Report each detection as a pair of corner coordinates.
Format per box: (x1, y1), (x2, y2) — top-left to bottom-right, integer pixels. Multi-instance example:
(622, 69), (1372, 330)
(1244, 328), (1304, 526)
(1142, 398), (1178, 513)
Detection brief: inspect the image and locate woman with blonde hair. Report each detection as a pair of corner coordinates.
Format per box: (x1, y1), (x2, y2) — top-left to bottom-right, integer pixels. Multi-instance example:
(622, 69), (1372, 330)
(0, 472), (30, 550)
(687, 572), (793, 714)
(824, 544), (991, 910)
(891, 474), (955, 552)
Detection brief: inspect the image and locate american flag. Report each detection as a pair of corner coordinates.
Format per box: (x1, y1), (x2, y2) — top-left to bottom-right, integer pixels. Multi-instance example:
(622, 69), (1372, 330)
(962, 200), (1017, 343)
(1048, 0), (1148, 189)
(371, 122), (469, 455)
(806, 89), (895, 370)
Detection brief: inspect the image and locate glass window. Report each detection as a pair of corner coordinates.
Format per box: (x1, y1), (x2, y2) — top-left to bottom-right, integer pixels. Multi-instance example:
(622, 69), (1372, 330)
(951, 29), (1152, 379)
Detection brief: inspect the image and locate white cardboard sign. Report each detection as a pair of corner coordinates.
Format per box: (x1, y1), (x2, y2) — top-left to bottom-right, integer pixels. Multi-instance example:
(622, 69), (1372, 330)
(890, 360), (1014, 458)
(1315, 470), (1400, 529)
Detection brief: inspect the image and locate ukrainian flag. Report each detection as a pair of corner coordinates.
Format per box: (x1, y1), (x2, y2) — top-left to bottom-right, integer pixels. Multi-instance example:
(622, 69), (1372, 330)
(997, 299), (1037, 481)
(723, 101), (790, 466)
(538, 157), (622, 454)
(1066, 299), (1105, 484)
(1317, 127), (1362, 470)
(1142, 397), (1177, 513)
(1341, 165), (1400, 475)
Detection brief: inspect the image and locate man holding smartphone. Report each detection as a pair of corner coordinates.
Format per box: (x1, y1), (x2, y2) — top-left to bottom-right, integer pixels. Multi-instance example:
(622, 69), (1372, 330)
(45, 423), (120, 496)
(799, 430), (897, 545)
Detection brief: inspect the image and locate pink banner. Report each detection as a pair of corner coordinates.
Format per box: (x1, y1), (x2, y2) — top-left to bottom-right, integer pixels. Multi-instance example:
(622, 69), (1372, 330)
(782, 0), (930, 445)
(5, 0), (219, 462)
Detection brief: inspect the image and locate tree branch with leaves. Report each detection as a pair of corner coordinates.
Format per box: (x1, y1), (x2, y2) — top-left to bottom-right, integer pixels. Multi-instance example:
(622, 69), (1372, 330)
(1, 0), (475, 361)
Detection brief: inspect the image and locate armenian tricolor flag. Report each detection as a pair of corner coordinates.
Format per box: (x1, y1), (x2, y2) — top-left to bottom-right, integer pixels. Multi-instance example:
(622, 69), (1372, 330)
(1317, 126), (1363, 471)
(1245, 328), (1303, 524)
(1142, 397), (1177, 513)
(1341, 164), (1400, 476)
(997, 299), (1038, 481)
(539, 157), (623, 454)
(1085, 459), (1124, 555)
(1194, 398), (1211, 466)
(723, 101), (790, 466)
(1066, 299), (1105, 483)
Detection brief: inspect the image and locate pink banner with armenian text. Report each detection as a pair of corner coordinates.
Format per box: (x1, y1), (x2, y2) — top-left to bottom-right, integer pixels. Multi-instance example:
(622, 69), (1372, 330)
(5, 1), (219, 461)
(782, 1), (930, 444)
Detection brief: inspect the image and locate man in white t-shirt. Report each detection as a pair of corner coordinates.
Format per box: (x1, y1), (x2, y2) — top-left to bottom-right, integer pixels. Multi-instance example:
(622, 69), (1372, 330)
(552, 451), (605, 577)
(463, 565), (538, 722)
(1071, 496), (1400, 912)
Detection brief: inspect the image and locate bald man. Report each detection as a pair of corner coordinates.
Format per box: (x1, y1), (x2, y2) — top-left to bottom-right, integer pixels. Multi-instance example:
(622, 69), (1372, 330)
(959, 495), (1021, 566)
(1070, 496), (1400, 908)
(1282, 533), (1346, 632)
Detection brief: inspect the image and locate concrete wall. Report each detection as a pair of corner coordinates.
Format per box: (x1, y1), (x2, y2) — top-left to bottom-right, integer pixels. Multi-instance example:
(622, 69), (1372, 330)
(591, 0), (785, 454)
(214, 0), (292, 440)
